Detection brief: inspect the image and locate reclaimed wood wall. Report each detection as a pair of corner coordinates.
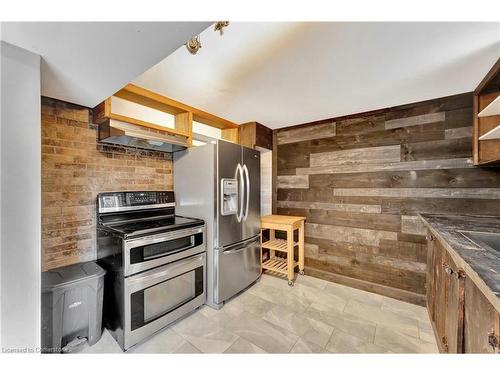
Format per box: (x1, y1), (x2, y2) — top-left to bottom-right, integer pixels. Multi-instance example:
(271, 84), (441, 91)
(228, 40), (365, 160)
(274, 93), (500, 305)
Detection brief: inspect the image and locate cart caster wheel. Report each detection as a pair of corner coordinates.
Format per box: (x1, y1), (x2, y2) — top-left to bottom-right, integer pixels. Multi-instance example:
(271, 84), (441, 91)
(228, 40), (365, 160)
(299, 270), (305, 275)
(288, 281), (294, 286)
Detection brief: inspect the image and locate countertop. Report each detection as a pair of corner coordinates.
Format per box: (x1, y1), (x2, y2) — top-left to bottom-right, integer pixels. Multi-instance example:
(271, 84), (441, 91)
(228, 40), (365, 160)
(419, 213), (500, 312)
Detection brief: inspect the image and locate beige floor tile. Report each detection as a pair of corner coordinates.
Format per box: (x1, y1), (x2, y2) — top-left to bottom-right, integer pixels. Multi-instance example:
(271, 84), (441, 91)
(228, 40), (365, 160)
(326, 329), (391, 353)
(324, 282), (384, 308)
(172, 310), (239, 353)
(301, 325), (334, 348)
(247, 282), (310, 313)
(129, 328), (186, 354)
(290, 338), (328, 353)
(74, 329), (123, 354)
(418, 322), (436, 344)
(290, 283), (347, 312)
(381, 297), (430, 323)
(305, 303), (377, 343)
(374, 325), (439, 353)
(199, 304), (238, 326)
(344, 299), (420, 338)
(262, 304), (334, 347)
(75, 274), (438, 354)
(259, 274), (291, 290)
(225, 311), (299, 353)
(224, 337), (267, 353)
(173, 341), (202, 353)
(228, 290), (278, 316)
(295, 274), (328, 290)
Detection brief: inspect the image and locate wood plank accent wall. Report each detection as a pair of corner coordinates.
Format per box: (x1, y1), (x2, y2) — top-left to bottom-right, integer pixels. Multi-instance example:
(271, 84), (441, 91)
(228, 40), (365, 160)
(41, 97), (173, 271)
(274, 92), (500, 305)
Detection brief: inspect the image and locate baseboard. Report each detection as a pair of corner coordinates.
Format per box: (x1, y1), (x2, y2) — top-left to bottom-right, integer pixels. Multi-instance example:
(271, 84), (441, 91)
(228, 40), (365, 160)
(305, 266), (427, 306)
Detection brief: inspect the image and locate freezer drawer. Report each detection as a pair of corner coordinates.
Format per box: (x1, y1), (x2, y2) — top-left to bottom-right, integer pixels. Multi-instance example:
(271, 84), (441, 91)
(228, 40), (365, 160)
(216, 235), (260, 304)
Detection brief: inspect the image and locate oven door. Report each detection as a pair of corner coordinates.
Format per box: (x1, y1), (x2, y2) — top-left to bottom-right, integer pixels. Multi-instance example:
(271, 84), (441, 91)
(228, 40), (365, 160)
(123, 252), (206, 350)
(124, 226), (205, 276)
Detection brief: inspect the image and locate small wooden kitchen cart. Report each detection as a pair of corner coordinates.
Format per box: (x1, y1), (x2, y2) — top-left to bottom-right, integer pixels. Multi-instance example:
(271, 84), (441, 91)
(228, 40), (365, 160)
(260, 215), (306, 286)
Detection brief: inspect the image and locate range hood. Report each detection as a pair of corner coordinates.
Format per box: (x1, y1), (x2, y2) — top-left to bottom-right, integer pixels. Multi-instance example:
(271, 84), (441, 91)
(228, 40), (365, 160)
(98, 119), (188, 153)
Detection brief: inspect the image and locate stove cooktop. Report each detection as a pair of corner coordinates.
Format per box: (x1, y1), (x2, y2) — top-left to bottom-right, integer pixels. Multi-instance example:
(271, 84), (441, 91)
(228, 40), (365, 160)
(101, 215), (204, 238)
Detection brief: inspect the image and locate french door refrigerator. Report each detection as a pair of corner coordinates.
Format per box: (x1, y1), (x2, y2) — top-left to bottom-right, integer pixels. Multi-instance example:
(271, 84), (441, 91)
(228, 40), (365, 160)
(174, 140), (261, 308)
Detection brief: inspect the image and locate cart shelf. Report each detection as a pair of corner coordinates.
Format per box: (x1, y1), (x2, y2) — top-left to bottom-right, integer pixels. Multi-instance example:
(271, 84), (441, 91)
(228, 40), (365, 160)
(262, 256), (298, 275)
(261, 239), (298, 252)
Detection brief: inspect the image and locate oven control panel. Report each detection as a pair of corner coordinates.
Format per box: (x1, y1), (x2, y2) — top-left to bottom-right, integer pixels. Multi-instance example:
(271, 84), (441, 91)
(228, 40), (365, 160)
(98, 191), (175, 213)
(127, 192), (157, 205)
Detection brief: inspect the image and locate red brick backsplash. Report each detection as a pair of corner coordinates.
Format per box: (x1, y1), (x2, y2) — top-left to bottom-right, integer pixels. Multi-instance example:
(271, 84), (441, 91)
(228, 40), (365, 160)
(41, 97), (173, 270)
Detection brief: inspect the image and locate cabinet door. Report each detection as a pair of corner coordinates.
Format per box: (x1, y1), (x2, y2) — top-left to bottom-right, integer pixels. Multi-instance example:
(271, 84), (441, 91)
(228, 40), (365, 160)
(433, 240), (448, 351)
(445, 255), (465, 353)
(426, 231), (436, 319)
(464, 277), (499, 353)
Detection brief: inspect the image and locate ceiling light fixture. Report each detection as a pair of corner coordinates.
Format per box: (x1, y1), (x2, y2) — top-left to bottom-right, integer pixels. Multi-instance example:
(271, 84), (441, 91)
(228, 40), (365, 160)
(185, 22), (229, 55)
(185, 35), (202, 55)
(214, 21), (230, 35)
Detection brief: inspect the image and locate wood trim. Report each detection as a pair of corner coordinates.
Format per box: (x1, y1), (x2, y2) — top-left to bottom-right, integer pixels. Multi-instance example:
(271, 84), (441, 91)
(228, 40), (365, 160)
(472, 58), (500, 165)
(473, 91), (500, 165)
(221, 128), (239, 143)
(108, 113), (190, 138)
(116, 83), (238, 130)
(104, 97), (111, 117)
(272, 129), (278, 214)
(427, 306), (447, 353)
(277, 92), (472, 132)
(456, 270), (466, 353)
(495, 313), (500, 353)
(474, 57), (500, 95)
(473, 95), (480, 165)
(175, 112), (193, 146)
(92, 98), (111, 124)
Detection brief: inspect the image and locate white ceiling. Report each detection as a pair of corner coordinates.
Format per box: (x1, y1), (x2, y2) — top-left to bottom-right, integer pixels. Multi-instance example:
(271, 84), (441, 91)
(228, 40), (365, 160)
(134, 22), (500, 129)
(0, 22), (211, 107)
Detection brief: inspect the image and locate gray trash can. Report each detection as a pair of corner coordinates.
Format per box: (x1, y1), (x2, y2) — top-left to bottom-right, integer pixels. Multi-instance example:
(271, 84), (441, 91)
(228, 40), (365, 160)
(41, 261), (106, 353)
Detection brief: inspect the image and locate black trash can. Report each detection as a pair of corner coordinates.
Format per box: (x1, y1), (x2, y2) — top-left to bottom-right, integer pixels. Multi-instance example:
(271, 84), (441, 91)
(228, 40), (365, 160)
(41, 261), (106, 353)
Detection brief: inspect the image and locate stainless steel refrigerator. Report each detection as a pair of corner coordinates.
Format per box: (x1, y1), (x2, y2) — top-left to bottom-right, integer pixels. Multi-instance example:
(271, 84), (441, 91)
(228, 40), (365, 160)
(174, 140), (261, 308)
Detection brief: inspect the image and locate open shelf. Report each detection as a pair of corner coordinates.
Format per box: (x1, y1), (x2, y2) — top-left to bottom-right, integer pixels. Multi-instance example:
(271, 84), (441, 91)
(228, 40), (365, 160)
(261, 238), (298, 252)
(478, 94), (500, 117)
(479, 124), (500, 140)
(261, 256), (297, 275)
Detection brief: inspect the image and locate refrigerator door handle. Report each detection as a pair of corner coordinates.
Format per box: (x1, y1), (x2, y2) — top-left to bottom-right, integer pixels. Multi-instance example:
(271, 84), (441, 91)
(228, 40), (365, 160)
(223, 246), (247, 255)
(219, 234), (260, 253)
(242, 164), (250, 221)
(235, 163), (243, 223)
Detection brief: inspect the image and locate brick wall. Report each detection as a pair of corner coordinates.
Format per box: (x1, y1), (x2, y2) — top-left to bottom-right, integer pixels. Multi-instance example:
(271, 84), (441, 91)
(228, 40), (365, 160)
(41, 97), (173, 271)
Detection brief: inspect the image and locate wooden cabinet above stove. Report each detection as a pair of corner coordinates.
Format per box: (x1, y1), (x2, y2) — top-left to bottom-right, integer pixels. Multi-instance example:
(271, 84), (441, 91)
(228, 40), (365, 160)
(473, 58), (500, 165)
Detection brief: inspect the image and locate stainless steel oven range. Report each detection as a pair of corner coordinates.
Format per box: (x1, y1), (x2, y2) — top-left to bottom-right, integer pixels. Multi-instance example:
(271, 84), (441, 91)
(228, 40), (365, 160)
(96, 191), (206, 351)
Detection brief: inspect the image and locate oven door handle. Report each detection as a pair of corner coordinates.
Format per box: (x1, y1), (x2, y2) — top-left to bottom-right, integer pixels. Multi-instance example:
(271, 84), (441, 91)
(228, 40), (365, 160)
(126, 253), (205, 292)
(142, 236), (194, 261)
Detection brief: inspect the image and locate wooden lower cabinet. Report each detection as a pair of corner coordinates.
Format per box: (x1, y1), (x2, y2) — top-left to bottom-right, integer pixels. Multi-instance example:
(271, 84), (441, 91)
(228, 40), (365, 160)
(426, 231), (499, 353)
(426, 233), (500, 353)
(432, 238), (448, 350)
(445, 254), (465, 353)
(427, 236), (460, 352)
(464, 277), (498, 353)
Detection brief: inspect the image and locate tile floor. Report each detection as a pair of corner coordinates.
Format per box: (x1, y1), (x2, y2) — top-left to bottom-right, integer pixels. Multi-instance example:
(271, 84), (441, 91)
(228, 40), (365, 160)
(75, 274), (438, 354)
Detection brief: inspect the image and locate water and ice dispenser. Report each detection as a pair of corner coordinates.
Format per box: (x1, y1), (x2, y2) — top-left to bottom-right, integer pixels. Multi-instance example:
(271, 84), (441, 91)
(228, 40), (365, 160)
(221, 178), (239, 215)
